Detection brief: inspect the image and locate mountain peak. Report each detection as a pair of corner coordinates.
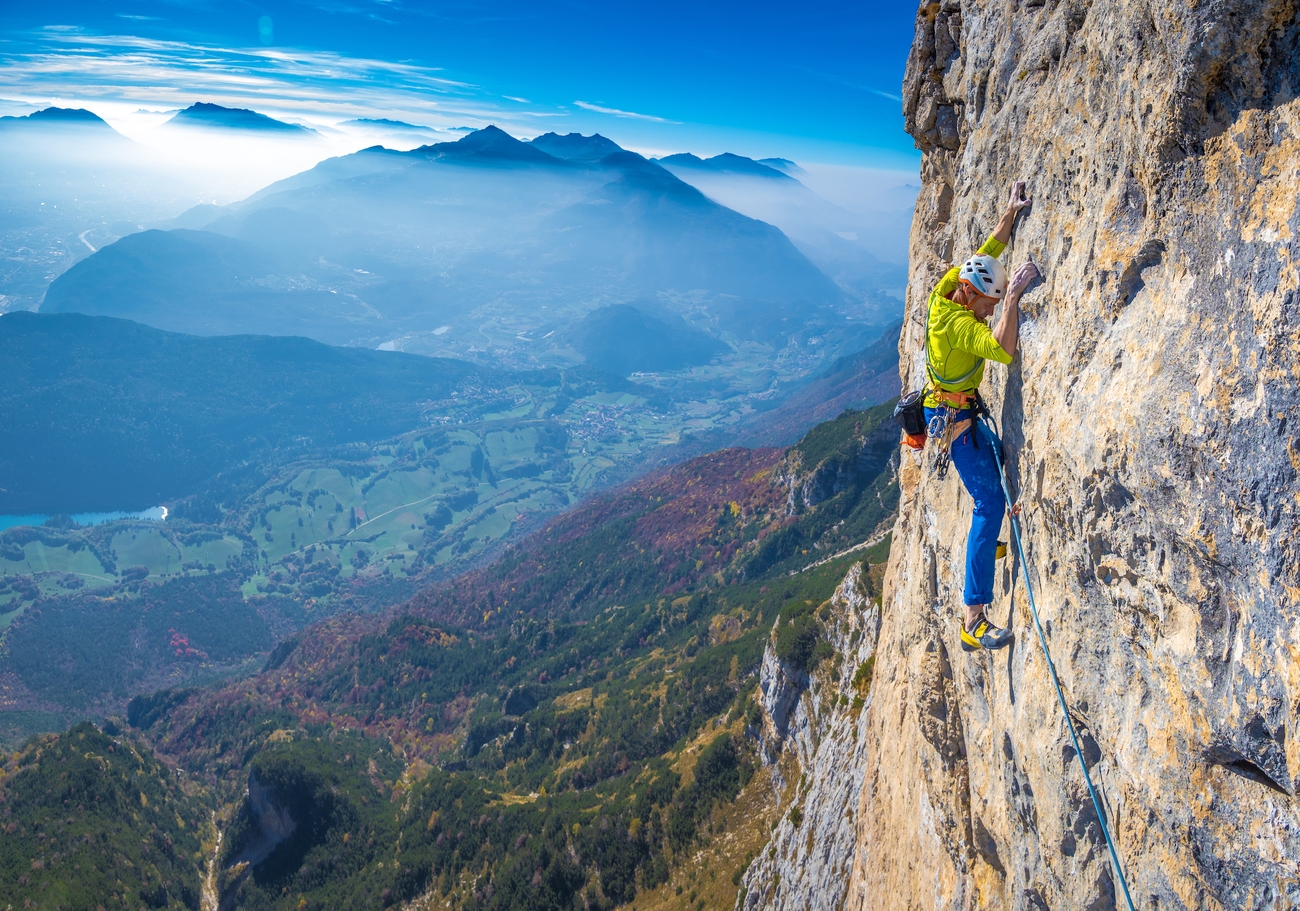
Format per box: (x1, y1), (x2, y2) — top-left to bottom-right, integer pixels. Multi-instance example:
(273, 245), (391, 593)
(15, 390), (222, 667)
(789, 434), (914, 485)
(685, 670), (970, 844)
(455, 124), (517, 146)
(659, 152), (791, 180)
(166, 102), (315, 134)
(529, 131), (625, 162)
(758, 157), (806, 177)
(0, 107), (128, 144)
(28, 107), (109, 125)
(344, 118), (428, 130)
(0, 107), (116, 129)
(419, 125), (559, 163)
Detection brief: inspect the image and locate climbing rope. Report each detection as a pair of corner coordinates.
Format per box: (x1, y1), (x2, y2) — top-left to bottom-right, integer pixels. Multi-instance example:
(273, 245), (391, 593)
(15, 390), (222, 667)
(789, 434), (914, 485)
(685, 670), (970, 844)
(978, 415), (1137, 911)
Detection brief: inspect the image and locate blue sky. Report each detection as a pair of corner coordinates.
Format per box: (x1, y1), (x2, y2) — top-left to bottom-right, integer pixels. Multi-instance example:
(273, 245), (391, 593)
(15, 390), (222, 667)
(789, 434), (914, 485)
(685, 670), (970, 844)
(0, 0), (921, 168)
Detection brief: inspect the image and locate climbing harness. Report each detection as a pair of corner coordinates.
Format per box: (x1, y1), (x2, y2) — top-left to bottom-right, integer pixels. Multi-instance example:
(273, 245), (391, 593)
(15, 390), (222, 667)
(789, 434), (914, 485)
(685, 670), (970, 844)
(895, 283), (990, 464)
(978, 413), (1137, 911)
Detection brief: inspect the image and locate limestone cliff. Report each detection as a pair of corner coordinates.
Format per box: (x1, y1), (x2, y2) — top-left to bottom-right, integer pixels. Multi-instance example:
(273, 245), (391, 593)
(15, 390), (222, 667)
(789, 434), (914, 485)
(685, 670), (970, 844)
(230, 768), (297, 868)
(768, 0), (1300, 908)
(737, 562), (881, 911)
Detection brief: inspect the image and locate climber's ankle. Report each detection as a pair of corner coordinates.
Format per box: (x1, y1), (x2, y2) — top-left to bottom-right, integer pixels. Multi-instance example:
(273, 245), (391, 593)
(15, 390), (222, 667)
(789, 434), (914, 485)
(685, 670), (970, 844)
(964, 604), (987, 630)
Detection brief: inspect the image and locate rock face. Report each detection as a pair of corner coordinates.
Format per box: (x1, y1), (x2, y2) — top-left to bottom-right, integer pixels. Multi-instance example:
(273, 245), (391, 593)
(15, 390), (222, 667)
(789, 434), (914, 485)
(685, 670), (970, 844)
(775, 416), (901, 515)
(739, 1), (1300, 908)
(232, 769), (297, 868)
(827, 1), (1300, 908)
(738, 563), (881, 910)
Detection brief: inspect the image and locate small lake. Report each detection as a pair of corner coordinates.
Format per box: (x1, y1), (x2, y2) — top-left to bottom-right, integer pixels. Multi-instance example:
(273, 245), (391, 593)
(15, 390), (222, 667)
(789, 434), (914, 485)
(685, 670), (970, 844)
(0, 506), (168, 534)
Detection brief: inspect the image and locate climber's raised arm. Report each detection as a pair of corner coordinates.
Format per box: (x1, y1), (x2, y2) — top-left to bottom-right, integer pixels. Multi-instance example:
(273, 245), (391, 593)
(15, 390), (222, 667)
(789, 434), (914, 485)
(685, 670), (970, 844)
(993, 180), (1032, 245)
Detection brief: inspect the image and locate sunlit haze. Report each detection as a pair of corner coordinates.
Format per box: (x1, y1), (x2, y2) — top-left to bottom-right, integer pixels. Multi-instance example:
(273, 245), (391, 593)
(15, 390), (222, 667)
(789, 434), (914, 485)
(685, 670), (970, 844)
(0, 2), (921, 228)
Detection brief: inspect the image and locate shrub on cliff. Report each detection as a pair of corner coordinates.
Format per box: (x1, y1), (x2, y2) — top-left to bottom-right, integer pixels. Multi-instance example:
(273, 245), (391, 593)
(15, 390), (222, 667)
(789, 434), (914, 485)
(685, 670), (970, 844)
(774, 606), (833, 672)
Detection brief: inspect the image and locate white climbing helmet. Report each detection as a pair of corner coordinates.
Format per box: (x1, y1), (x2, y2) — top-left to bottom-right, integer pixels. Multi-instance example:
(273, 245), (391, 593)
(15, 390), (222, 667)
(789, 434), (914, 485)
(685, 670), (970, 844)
(958, 254), (1007, 299)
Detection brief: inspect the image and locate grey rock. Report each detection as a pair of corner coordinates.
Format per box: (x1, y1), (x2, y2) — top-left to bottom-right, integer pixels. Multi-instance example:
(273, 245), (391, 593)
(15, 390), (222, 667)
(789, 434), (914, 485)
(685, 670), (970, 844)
(738, 563), (881, 910)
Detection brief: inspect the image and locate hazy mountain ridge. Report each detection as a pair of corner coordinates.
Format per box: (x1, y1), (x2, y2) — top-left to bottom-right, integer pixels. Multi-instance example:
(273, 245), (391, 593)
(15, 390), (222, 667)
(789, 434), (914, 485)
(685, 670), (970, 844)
(658, 152), (792, 180)
(0, 106), (124, 134)
(529, 131), (625, 161)
(656, 151), (910, 313)
(0, 311), (485, 514)
(165, 102), (317, 135)
(42, 126), (850, 367)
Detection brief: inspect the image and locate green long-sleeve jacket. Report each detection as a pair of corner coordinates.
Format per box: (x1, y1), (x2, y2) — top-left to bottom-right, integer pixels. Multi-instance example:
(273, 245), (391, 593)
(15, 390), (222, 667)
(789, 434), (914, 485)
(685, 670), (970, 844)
(923, 234), (1014, 407)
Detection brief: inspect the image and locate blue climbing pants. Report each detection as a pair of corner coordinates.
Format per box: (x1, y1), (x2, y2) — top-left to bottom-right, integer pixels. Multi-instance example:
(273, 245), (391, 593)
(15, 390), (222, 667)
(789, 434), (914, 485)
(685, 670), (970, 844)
(926, 408), (1003, 607)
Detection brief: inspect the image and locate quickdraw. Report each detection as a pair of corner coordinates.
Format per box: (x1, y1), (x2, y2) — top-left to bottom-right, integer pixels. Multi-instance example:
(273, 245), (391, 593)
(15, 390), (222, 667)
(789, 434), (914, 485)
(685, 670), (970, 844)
(927, 388), (981, 480)
(927, 405), (955, 479)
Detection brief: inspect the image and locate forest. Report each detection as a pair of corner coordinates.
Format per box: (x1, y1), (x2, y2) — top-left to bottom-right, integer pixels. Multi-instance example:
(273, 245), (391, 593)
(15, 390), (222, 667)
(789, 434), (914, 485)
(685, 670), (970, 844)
(1, 401), (899, 910)
(0, 312), (497, 513)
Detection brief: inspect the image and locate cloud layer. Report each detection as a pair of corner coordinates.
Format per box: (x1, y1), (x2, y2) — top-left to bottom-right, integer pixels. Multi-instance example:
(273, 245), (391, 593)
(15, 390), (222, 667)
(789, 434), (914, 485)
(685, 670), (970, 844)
(0, 27), (538, 133)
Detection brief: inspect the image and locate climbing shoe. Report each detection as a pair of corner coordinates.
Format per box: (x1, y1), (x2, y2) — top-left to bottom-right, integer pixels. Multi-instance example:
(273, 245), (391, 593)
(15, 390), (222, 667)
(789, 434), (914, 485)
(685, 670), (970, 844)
(995, 541), (1008, 560)
(961, 613), (1014, 652)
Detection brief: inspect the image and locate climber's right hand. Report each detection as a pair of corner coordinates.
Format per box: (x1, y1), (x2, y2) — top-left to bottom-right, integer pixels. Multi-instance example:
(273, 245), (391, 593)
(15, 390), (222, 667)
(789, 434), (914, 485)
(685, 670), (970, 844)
(1007, 261), (1039, 298)
(1006, 180), (1032, 217)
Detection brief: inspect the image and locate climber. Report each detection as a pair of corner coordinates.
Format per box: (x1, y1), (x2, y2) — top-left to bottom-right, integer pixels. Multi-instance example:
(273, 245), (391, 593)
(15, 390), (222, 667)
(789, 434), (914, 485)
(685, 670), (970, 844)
(925, 181), (1038, 652)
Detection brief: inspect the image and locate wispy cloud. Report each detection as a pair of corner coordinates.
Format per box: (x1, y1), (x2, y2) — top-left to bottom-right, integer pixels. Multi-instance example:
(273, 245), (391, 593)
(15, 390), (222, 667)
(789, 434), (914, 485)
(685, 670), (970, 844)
(0, 27), (536, 131)
(790, 65), (901, 103)
(574, 100), (676, 123)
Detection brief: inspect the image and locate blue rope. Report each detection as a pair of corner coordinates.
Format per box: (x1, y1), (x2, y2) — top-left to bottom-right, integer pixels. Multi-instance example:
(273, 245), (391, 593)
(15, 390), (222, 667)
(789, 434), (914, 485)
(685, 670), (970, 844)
(978, 417), (1137, 911)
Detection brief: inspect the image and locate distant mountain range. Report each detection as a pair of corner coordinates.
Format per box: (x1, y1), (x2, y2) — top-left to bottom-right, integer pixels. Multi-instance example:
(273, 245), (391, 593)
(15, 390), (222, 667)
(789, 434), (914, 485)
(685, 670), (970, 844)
(0, 106), (124, 135)
(164, 102), (317, 135)
(336, 118), (444, 145)
(0, 102), (315, 137)
(656, 151), (909, 308)
(529, 131), (624, 162)
(341, 118), (427, 131)
(3, 107), (903, 373)
(658, 152), (792, 180)
(44, 126), (846, 360)
(757, 157), (806, 176)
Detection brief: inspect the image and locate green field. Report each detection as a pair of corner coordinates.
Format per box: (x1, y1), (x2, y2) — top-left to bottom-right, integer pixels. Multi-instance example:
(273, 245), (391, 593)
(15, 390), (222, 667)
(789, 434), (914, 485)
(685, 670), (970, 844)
(0, 381), (683, 607)
(0, 541), (112, 579)
(0, 345), (891, 690)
